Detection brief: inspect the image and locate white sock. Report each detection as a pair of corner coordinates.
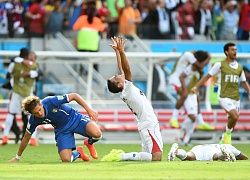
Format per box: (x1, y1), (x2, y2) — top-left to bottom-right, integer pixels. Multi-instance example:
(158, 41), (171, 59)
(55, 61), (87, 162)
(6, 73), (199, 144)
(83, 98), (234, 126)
(197, 113), (205, 125)
(176, 149), (187, 160)
(226, 126), (233, 134)
(121, 152), (152, 161)
(171, 109), (179, 120)
(3, 114), (14, 136)
(181, 117), (195, 144)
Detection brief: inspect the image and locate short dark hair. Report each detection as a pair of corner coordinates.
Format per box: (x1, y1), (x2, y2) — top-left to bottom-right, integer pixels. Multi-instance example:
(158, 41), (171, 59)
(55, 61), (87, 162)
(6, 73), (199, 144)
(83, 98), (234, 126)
(107, 79), (122, 93)
(20, 48), (29, 59)
(224, 42), (235, 56)
(194, 51), (208, 62)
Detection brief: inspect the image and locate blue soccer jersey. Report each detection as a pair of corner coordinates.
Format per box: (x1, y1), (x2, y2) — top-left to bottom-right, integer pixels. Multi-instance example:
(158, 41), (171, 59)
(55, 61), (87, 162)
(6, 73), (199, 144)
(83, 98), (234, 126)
(26, 94), (86, 134)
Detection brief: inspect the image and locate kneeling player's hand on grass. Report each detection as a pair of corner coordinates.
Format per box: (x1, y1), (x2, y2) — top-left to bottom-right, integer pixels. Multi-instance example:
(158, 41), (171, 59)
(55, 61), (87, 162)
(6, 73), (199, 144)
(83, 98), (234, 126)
(8, 157), (19, 163)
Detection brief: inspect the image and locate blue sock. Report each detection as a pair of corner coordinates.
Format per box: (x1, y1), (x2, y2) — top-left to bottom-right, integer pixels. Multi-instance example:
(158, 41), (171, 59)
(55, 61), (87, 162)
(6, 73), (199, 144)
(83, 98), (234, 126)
(71, 151), (80, 162)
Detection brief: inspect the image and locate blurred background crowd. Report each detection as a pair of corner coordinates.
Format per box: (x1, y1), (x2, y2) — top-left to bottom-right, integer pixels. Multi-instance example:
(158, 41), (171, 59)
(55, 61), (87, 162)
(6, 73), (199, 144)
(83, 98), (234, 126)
(0, 0), (250, 41)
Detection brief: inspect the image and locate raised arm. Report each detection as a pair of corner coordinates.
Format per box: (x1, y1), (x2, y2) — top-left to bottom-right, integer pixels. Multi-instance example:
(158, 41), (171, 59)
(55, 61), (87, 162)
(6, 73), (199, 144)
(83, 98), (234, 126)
(116, 36), (132, 81)
(109, 37), (124, 74)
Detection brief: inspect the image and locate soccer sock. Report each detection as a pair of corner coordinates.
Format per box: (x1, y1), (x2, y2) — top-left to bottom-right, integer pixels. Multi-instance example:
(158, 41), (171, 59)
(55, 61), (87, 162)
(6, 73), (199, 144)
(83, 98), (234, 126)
(171, 109), (179, 120)
(3, 114), (14, 136)
(176, 149), (187, 160)
(121, 152), (152, 161)
(196, 113), (205, 125)
(71, 151), (80, 162)
(226, 126), (233, 134)
(88, 136), (102, 145)
(181, 117), (195, 144)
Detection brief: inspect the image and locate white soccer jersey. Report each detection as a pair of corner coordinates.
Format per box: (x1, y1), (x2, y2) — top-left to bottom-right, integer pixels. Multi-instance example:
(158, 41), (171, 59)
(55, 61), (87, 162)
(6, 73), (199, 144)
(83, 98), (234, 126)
(190, 144), (241, 161)
(171, 52), (197, 77)
(120, 80), (158, 130)
(183, 65), (200, 86)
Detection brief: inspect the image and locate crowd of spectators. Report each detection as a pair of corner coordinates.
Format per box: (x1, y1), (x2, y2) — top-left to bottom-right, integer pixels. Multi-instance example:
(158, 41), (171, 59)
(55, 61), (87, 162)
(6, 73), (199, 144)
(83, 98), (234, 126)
(0, 0), (249, 40)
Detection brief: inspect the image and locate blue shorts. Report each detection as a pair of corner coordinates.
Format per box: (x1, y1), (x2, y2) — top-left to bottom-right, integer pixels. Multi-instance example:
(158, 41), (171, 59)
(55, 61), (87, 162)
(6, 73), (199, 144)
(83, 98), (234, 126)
(55, 116), (91, 152)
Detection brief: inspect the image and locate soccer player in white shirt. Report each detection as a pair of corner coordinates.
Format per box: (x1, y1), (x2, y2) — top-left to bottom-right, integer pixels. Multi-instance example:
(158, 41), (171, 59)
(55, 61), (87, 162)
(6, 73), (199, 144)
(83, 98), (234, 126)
(192, 42), (250, 144)
(169, 50), (211, 128)
(168, 143), (248, 162)
(103, 36), (163, 162)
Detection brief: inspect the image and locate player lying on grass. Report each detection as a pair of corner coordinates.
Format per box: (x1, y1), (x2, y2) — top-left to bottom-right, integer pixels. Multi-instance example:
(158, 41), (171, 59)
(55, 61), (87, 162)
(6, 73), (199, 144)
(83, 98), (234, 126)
(168, 143), (248, 162)
(104, 36), (163, 161)
(8, 93), (102, 162)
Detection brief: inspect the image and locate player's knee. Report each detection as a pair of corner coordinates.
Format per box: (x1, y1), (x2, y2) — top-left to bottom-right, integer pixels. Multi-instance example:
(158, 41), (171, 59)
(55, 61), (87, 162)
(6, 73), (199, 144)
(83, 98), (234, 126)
(180, 92), (188, 100)
(61, 157), (71, 162)
(152, 152), (162, 161)
(92, 130), (102, 139)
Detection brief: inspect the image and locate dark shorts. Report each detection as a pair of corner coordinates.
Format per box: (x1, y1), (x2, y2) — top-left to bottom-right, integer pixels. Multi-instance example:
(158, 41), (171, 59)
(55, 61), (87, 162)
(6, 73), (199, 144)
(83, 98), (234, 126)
(56, 117), (91, 152)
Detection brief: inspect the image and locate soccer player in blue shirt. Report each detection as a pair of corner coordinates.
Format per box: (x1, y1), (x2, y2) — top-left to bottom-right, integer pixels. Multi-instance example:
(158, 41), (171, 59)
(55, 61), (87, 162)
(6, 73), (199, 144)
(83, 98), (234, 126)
(9, 93), (102, 162)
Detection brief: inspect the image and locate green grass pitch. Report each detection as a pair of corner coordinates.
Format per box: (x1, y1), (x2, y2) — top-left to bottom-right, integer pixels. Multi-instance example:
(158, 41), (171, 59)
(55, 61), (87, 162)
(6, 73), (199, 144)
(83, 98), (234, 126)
(0, 143), (250, 180)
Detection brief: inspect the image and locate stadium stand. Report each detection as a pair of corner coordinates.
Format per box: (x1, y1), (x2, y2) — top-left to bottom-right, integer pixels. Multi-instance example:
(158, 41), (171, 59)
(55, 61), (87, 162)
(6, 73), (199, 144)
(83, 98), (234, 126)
(1, 109), (250, 144)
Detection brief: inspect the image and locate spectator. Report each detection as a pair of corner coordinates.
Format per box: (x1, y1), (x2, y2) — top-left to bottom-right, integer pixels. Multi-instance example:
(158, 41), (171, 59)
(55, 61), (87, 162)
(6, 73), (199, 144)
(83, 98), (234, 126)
(106, 0), (124, 38)
(25, 0), (48, 38)
(61, 0), (82, 38)
(177, 0), (198, 39)
(22, 0), (36, 36)
(212, 0), (224, 40)
(0, 0), (13, 37)
(115, 0), (142, 36)
(194, 0), (213, 40)
(73, 0), (105, 72)
(237, 0), (250, 40)
(220, 0), (238, 40)
(44, 0), (66, 35)
(8, 0), (24, 37)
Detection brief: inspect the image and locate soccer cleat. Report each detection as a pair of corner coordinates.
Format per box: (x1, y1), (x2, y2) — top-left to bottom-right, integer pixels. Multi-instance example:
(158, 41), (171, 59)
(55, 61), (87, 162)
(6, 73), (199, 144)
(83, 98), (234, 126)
(223, 132), (232, 144)
(1, 136), (8, 145)
(170, 119), (179, 128)
(220, 145), (236, 162)
(197, 123), (214, 131)
(84, 139), (98, 159)
(168, 143), (178, 161)
(77, 146), (90, 161)
(29, 138), (39, 146)
(101, 149), (125, 162)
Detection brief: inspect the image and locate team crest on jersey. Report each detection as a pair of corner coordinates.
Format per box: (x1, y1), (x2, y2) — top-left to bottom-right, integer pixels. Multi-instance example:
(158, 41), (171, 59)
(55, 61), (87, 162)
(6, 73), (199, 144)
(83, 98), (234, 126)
(52, 108), (58, 113)
(57, 96), (64, 100)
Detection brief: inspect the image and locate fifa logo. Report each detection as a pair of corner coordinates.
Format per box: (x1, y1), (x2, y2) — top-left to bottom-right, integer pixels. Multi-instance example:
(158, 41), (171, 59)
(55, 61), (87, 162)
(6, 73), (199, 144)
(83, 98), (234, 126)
(225, 74), (238, 83)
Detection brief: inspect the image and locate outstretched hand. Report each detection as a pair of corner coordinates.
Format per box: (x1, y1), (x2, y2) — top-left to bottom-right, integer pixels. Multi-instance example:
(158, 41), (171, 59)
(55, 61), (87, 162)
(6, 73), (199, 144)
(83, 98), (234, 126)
(109, 36), (127, 52)
(109, 36), (118, 50)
